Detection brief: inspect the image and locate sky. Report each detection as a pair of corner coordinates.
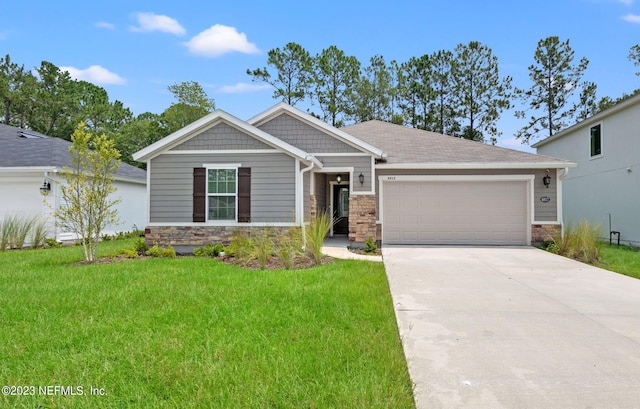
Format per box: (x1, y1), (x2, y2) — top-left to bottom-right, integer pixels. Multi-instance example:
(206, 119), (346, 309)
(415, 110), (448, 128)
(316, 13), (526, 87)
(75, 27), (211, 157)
(2, 0), (639, 152)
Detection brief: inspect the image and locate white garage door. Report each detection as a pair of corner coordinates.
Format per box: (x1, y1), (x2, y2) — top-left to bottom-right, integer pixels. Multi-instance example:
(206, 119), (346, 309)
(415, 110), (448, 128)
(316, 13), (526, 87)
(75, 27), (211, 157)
(383, 180), (529, 245)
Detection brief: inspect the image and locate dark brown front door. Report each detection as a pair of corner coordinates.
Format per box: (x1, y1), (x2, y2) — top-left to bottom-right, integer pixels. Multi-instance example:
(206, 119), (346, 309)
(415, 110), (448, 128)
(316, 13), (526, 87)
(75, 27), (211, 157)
(332, 184), (349, 235)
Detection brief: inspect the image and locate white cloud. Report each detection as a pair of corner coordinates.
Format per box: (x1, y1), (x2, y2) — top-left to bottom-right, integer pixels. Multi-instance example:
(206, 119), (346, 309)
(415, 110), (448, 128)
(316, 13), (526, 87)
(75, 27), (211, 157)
(184, 24), (259, 57)
(95, 21), (115, 30)
(217, 83), (271, 94)
(130, 12), (186, 35)
(618, 0), (633, 5)
(623, 13), (640, 22)
(60, 65), (126, 85)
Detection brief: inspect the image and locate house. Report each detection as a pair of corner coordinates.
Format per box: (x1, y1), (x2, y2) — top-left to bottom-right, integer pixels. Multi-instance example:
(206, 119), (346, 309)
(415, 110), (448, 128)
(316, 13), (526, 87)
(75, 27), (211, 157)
(0, 124), (147, 241)
(133, 103), (574, 250)
(533, 92), (640, 246)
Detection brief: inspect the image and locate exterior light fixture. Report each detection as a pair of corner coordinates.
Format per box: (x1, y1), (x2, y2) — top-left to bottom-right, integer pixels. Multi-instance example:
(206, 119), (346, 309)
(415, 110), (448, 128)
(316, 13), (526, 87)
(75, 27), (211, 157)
(39, 180), (51, 196)
(336, 174), (342, 184)
(543, 170), (551, 188)
(359, 172), (364, 185)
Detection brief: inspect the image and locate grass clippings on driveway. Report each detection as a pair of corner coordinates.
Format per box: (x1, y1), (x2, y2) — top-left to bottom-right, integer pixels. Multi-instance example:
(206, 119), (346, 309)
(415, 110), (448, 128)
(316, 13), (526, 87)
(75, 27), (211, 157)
(0, 240), (414, 408)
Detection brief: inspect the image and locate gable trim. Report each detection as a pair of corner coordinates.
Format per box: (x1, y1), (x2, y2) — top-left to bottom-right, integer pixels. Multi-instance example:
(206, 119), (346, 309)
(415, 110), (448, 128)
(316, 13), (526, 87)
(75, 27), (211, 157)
(247, 102), (385, 158)
(132, 109), (318, 166)
(164, 149), (280, 155)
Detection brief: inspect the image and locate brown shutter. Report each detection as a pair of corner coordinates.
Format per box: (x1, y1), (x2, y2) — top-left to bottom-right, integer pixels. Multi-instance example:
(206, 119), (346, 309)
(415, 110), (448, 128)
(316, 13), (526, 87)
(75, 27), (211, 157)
(237, 167), (251, 222)
(193, 167), (206, 222)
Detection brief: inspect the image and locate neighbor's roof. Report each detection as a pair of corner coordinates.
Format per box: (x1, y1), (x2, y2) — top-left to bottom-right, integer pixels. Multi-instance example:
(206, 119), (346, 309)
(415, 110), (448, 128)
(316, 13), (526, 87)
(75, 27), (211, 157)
(532, 91), (640, 148)
(0, 124), (146, 182)
(342, 120), (575, 169)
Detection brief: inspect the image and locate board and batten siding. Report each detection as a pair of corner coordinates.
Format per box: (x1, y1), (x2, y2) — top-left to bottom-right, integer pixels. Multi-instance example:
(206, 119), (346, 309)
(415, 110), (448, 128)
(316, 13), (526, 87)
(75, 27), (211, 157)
(170, 122), (273, 151)
(150, 153), (296, 223)
(375, 168), (558, 222)
(317, 155), (373, 193)
(257, 113), (361, 154)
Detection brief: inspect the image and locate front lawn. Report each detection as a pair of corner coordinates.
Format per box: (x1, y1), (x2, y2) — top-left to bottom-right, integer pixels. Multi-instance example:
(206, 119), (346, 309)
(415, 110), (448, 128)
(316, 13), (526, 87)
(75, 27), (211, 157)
(598, 243), (640, 279)
(0, 240), (414, 408)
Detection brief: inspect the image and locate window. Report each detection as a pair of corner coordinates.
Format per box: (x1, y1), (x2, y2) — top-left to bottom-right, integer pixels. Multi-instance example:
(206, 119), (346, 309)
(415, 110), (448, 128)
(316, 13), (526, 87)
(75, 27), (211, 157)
(193, 167), (250, 223)
(207, 168), (237, 220)
(590, 124), (602, 157)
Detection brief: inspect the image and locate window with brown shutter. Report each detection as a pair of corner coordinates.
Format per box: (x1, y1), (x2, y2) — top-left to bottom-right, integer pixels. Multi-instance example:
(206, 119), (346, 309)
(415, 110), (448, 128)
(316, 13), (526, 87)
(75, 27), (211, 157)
(193, 167), (206, 222)
(238, 167), (251, 222)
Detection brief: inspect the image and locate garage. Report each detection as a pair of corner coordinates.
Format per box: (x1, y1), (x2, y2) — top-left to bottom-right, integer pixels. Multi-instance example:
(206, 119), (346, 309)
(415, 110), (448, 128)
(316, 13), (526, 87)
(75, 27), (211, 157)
(382, 177), (530, 245)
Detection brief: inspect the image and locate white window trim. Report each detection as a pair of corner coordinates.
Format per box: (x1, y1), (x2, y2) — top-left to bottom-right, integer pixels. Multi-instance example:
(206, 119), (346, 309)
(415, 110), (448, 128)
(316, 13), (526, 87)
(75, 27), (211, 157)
(589, 122), (603, 160)
(204, 164), (241, 222)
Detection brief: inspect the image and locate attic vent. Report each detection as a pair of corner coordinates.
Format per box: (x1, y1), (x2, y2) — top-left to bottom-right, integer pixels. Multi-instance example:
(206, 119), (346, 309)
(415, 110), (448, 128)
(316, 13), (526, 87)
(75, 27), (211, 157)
(18, 131), (44, 139)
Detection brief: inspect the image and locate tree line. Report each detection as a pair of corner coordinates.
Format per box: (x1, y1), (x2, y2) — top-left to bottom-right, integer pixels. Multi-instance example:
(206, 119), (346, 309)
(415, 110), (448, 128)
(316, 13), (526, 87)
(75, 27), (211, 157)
(248, 37), (640, 144)
(0, 55), (214, 168)
(1, 37), (638, 169)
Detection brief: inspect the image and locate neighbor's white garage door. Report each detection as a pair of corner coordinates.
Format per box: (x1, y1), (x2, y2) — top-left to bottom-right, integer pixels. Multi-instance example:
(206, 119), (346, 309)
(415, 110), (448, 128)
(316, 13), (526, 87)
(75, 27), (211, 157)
(383, 180), (529, 245)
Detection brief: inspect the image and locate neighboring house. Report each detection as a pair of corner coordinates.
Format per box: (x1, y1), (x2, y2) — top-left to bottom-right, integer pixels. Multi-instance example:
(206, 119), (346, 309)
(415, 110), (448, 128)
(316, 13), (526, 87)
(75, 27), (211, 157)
(133, 103), (574, 250)
(0, 124), (147, 241)
(533, 93), (640, 246)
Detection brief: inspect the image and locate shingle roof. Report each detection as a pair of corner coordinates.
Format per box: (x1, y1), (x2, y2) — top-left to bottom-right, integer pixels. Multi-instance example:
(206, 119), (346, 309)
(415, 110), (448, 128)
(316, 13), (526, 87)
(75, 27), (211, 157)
(0, 124), (146, 181)
(342, 120), (573, 167)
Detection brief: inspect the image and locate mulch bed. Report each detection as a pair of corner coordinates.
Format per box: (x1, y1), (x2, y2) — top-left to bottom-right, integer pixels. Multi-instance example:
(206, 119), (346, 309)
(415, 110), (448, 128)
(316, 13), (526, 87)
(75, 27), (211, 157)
(347, 247), (382, 256)
(91, 253), (334, 270)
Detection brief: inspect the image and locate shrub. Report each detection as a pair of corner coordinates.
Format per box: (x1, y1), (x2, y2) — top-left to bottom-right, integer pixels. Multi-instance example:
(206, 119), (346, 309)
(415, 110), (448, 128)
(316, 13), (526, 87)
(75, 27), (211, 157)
(253, 229), (273, 269)
(45, 238), (63, 248)
(363, 237), (378, 254)
(122, 248), (139, 259)
(146, 243), (176, 258)
(276, 228), (303, 269)
(194, 242), (225, 257)
(306, 212), (333, 265)
(134, 238), (149, 254)
(0, 214), (44, 250)
(551, 220), (602, 264)
(30, 218), (49, 249)
(227, 231), (255, 263)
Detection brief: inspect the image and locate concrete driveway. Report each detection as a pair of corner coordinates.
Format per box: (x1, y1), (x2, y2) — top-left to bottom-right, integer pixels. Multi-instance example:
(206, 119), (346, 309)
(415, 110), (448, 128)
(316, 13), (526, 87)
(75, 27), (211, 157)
(383, 246), (640, 409)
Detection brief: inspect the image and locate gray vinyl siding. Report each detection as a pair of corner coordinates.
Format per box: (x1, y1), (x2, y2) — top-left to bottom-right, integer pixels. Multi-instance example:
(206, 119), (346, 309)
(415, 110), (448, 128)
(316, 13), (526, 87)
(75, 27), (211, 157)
(170, 122), (272, 151)
(314, 173), (328, 214)
(150, 153), (295, 223)
(533, 168), (557, 222)
(537, 101), (640, 244)
(317, 155), (373, 192)
(257, 113), (361, 153)
(375, 168), (558, 221)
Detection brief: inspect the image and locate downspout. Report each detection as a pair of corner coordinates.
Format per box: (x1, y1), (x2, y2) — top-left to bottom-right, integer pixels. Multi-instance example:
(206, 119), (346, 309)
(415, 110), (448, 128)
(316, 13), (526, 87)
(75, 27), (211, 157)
(300, 155), (321, 251)
(558, 167), (570, 235)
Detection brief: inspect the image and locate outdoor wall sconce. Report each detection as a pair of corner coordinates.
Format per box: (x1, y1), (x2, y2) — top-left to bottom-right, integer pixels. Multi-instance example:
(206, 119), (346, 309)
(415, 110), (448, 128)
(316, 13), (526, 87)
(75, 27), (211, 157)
(543, 170), (551, 188)
(39, 179), (51, 196)
(359, 172), (364, 185)
(336, 174), (342, 184)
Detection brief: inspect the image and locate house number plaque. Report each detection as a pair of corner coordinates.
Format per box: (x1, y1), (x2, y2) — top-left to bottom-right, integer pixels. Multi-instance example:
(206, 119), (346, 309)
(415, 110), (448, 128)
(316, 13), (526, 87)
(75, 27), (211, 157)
(540, 196), (551, 203)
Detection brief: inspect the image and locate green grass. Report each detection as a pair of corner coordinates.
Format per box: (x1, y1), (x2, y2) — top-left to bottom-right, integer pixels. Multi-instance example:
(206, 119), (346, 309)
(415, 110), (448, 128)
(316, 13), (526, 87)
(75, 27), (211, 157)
(598, 243), (640, 279)
(0, 240), (414, 408)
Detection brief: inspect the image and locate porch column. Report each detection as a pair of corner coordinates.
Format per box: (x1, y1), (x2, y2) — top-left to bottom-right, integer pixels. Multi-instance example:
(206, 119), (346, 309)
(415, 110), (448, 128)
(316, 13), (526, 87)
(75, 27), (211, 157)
(348, 194), (377, 244)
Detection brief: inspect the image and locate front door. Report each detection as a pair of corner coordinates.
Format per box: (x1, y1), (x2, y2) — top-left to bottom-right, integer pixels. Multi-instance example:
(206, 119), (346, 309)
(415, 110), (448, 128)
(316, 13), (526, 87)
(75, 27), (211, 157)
(332, 184), (349, 235)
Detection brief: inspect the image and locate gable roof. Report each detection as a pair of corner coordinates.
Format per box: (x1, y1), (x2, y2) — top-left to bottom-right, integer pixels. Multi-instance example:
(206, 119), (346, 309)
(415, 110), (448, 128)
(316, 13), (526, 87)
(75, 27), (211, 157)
(0, 124), (146, 182)
(132, 108), (322, 168)
(342, 120), (575, 169)
(532, 92), (640, 148)
(247, 102), (386, 158)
